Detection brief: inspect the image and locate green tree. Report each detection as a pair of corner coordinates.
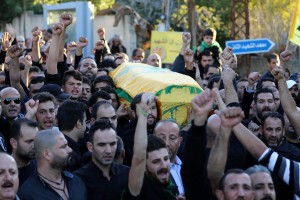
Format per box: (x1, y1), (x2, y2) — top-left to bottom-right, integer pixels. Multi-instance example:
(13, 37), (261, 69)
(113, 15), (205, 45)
(0, 0), (23, 25)
(249, 0), (296, 51)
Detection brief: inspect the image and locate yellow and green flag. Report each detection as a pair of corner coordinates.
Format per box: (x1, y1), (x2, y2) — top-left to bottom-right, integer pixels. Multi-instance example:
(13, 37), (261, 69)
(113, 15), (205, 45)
(288, 0), (300, 46)
(110, 62), (202, 127)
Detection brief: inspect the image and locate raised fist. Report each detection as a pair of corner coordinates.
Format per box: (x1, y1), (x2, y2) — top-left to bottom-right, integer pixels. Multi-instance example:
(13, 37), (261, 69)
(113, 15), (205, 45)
(32, 30), (42, 42)
(7, 45), (22, 59)
(59, 13), (73, 27)
(95, 40), (105, 50)
(97, 27), (106, 39)
(52, 23), (64, 35)
(77, 37), (88, 48)
(67, 41), (77, 51)
(182, 32), (191, 45)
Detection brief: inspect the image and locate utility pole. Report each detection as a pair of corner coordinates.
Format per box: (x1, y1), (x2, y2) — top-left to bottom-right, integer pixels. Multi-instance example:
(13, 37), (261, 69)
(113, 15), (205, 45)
(231, 0), (250, 76)
(187, 0), (196, 48)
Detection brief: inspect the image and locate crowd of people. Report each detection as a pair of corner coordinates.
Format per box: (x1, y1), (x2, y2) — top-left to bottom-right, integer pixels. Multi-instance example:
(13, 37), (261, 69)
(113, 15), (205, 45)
(0, 11), (299, 200)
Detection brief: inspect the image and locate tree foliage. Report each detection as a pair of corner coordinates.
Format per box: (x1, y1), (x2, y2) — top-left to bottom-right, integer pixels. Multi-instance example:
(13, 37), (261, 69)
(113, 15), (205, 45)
(32, 0), (115, 14)
(249, 0), (296, 50)
(0, 0), (23, 25)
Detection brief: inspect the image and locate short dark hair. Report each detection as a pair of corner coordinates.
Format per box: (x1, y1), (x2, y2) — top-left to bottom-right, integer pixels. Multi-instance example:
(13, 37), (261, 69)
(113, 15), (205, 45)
(88, 119), (115, 142)
(203, 27), (216, 38)
(261, 111), (284, 128)
(29, 76), (45, 87)
(207, 74), (221, 89)
(29, 66), (41, 74)
(147, 134), (167, 155)
(82, 76), (92, 88)
(218, 168), (246, 190)
(93, 75), (116, 90)
(46, 28), (53, 34)
(132, 48), (145, 57)
(88, 91), (111, 108)
(253, 87), (274, 104)
(266, 53), (279, 63)
(204, 65), (220, 75)
(115, 136), (124, 159)
(256, 77), (275, 91)
(11, 118), (37, 140)
(91, 101), (114, 119)
(57, 100), (87, 132)
(32, 92), (55, 104)
(62, 70), (83, 86)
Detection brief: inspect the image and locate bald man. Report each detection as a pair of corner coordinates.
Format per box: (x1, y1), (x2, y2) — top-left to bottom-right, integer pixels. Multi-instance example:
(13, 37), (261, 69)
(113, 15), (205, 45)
(147, 53), (162, 68)
(18, 130), (87, 200)
(0, 152), (20, 200)
(0, 87), (24, 153)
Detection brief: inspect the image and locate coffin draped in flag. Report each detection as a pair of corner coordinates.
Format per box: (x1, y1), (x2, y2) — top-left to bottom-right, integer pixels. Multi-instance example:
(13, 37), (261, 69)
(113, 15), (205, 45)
(110, 62), (203, 127)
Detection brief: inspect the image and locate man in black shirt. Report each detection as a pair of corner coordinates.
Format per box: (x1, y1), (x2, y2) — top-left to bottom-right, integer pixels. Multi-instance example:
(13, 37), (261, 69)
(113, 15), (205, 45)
(10, 118), (38, 186)
(75, 120), (129, 200)
(18, 129), (87, 200)
(122, 93), (178, 200)
(57, 100), (87, 171)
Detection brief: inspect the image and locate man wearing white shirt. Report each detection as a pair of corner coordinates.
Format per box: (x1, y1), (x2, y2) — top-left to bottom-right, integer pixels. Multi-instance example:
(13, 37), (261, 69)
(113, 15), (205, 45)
(154, 119), (184, 195)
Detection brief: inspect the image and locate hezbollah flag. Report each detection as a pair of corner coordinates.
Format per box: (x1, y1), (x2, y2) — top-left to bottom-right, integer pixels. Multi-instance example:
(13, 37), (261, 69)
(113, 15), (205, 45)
(110, 62), (202, 127)
(288, 0), (300, 46)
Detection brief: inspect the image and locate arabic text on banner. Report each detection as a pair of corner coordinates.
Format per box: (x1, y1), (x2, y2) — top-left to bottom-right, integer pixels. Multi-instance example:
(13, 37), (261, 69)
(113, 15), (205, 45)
(150, 31), (183, 64)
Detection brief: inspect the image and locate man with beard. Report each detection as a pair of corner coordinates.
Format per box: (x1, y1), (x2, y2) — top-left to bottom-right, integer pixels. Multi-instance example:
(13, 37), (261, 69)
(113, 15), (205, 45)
(0, 152), (20, 200)
(74, 120), (129, 200)
(260, 112), (300, 200)
(18, 129), (87, 199)
(154, 119), (184, 196)
(242, 87), (276, 136)
(122, 93), (178, 199)
(10, 119), (38, 186)
(25, 92), (56, 130)
(286, 80), (300, 106)
(78, 57), (97, 78)
(57, 100), (87, 171)
(0, 87), (24, 153)
(118, 92), (159, 166)
(245, 165), (276, 200)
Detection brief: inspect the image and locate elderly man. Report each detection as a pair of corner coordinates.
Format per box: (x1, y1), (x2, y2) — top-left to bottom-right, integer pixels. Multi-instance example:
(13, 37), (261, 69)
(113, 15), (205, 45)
(0, 152), (20, 200)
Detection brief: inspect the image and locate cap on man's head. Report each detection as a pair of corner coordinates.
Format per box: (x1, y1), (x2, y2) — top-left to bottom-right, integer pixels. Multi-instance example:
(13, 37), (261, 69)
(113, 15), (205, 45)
(39, 84), (71, 101)
(286, 80), (297, 89)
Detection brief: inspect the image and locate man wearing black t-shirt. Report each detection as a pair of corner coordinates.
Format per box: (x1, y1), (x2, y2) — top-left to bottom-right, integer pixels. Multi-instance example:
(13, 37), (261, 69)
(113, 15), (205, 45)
(75, 120), (129, 200)
(10, 118), (38, 186)
(122, 93), (179, 200)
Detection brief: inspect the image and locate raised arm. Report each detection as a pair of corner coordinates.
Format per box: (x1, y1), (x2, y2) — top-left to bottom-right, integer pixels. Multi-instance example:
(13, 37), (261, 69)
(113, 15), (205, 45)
(128, 93), (156, 196)
(31, 27), (42, 63)
(7, 45), (26, 100)
(172, 32), (191, 73)
(272, 66), (300, 136)
(206, 89), (228, 192)
(58, 13), (73, 62)
(181, 89), (216, 200)
(46, 23), (64, 75)
(233, 123), (267, 159)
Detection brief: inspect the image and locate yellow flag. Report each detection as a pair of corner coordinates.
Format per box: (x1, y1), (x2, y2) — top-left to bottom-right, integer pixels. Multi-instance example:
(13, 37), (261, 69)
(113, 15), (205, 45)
(288, 0), (300, 46)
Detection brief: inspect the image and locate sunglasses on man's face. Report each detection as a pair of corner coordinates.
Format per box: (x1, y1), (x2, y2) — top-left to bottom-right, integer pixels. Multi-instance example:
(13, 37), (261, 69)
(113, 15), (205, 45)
(2, 98), (21, 105)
